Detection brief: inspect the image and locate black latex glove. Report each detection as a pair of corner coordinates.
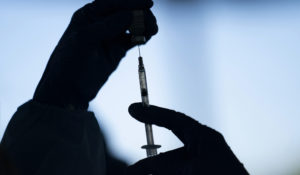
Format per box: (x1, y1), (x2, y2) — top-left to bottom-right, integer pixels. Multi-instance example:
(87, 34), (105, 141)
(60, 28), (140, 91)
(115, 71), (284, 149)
(127, 103), (249, 175)
(33, 0), (158, 109)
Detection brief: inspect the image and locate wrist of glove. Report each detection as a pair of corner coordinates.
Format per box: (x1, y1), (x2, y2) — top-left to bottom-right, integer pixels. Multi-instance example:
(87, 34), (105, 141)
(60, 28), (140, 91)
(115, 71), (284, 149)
(33, 0), (158, 109)
(126, 103), (249, 175)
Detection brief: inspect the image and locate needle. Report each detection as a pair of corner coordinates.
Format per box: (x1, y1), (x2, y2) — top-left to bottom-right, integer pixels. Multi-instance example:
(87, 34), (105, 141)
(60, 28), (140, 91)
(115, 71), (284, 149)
(138, 45), (141, 57)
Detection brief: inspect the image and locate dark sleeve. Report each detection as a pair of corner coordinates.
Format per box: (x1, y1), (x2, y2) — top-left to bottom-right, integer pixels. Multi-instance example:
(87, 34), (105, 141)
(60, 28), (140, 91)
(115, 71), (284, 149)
(1, 100), (108, 175)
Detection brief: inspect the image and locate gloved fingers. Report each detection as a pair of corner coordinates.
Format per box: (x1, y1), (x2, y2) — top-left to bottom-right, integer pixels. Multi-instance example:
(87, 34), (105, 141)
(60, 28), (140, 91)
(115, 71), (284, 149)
(94, 0), (154, 15)
(77, 8), (158, 45)
(103, 35), (130, 67)
(144, 9), (158, 41)
(95, 9), (158, 64)
(126, 147), (187, 175)
(71, 0), (153, 26)
(128, 103), (205, 146)
(103, 9), (158, 55)
(70, 3), (99, 27)
(103, 9), (158, 46)
(77, 11), (132, 44)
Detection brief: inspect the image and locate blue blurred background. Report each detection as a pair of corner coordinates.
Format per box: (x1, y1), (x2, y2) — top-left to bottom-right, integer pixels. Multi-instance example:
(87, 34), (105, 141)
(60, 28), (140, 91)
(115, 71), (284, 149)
(1, 0), (300, 174)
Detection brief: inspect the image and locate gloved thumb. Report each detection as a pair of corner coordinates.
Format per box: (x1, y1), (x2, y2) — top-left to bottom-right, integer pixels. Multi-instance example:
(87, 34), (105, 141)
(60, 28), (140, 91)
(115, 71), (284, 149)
(128, 103), (202, 145)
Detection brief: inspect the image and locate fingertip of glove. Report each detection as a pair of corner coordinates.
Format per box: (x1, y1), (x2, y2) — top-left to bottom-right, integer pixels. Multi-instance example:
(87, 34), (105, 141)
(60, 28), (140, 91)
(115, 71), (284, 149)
(131, 0), (154, 9)
(128, 102), (143, 116)
(128, 102), (155, 124)
(148, 0), (154, 8)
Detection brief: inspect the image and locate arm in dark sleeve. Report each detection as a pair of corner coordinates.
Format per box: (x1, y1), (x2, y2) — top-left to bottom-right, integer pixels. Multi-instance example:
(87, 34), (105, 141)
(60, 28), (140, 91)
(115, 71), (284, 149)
(1, 100), (107, 175)
(1, 1), (157, 174)
(33, 1), (157, 110)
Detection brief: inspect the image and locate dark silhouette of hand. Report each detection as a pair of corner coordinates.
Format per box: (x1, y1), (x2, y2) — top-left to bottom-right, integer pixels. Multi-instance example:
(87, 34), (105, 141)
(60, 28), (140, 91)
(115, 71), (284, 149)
(33, 0), (158, 109)
(127, 103), (249, 175)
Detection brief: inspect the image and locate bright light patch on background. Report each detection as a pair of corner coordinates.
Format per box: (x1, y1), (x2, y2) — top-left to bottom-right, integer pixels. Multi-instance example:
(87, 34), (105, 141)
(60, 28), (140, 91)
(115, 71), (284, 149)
(1, 1), (300, 175)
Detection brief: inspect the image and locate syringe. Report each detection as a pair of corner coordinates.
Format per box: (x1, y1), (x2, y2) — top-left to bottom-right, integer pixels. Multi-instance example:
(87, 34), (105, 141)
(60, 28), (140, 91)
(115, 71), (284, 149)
(137, 47), (161, 157)
(130, 10), (160, 157)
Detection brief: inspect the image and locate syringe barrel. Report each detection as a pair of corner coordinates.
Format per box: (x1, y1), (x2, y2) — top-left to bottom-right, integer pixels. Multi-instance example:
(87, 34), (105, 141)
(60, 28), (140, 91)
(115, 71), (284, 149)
(138, 56), (160, 157)
(138, 59), (149, 106)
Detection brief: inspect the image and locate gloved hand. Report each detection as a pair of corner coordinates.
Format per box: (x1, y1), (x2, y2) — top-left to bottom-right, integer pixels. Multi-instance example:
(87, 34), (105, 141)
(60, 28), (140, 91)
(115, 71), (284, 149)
(33, 0), (158, 109)
(127, 103), (249, 175)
